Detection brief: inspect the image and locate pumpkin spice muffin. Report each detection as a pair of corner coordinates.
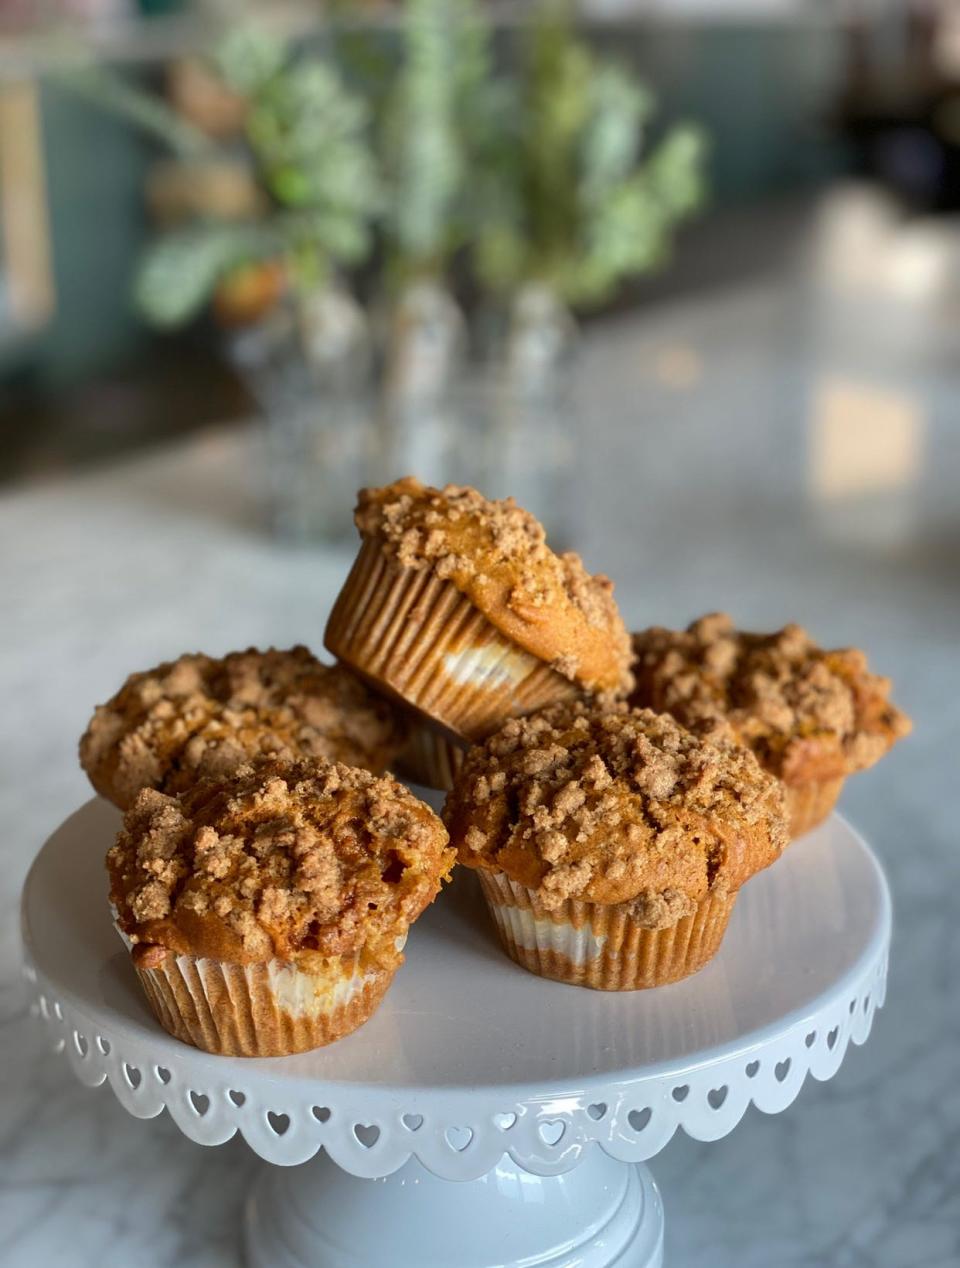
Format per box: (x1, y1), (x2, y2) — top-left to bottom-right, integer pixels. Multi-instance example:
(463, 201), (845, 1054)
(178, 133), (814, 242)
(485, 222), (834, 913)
(443, 701), (787, 990)
(630, 614), (912, 838)
(80, 646), (408, 810)
(107, 757), (454, 1055)
(324, 479), (633, 762)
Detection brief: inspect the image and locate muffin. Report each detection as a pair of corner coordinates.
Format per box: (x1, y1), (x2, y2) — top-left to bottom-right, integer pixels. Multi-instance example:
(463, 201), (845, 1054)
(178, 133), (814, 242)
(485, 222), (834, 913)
(324, 479), (632, 746)
(630, 614), (912, 838)
(80, 646), (407, 810)
(107, 757), (454, 1055)
(443, 701), (787, 990)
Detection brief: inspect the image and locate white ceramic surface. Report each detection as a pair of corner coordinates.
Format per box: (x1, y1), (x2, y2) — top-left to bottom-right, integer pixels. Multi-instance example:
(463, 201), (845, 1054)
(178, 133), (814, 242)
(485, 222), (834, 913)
(20, 800), (888, 1266)
(245, 1153), (665, 1268)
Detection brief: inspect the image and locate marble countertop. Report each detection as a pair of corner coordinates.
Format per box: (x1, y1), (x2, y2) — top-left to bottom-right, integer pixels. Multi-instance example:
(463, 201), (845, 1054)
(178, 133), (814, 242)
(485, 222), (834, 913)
(2, 189), (958, 1266)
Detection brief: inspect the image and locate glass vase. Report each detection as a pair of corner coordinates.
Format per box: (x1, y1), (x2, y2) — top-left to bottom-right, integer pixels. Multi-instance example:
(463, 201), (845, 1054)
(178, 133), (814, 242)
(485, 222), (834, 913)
(378, 279), (467, 488)
(230, 282), (375, 543)
(478, 283), (579, 546)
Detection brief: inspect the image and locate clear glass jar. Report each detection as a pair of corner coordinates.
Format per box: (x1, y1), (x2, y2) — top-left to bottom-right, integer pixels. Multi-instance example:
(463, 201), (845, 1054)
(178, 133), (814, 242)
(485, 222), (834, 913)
(230, 283), (376, 543)
(377, 279), (466, 487)
(471, 283), (579, 546)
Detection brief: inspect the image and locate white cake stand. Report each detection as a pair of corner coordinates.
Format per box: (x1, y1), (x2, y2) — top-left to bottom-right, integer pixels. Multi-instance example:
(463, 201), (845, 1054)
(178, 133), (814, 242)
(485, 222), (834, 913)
(21, 799), (890, 1268)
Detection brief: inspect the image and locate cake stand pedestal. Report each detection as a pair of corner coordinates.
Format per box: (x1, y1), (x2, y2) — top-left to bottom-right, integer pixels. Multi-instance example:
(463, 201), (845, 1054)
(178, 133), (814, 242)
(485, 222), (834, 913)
(21, 800), (890, 1268)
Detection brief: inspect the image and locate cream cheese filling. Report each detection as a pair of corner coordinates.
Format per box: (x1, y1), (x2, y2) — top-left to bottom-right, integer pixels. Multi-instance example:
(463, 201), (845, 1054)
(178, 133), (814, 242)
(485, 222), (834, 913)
(489, 904), (608, 965)
(442, 643), (535, 691)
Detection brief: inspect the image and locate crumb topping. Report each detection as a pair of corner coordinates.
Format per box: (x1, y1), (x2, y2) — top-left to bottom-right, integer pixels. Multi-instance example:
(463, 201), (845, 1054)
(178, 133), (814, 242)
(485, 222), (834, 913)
(354, 478), (632, 693)
(630, 614), (911, 783)
(80, 647), (408, 810)
(107, 758), (454, 968)
(443, 701), (786, 921)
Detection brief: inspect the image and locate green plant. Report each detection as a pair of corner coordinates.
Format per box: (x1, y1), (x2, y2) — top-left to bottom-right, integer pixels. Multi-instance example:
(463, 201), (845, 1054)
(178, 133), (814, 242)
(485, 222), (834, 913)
(140, 30), (382, 325)
(379, 0), (497, 283)
(61, 27), (383, 328)
(473, 8), (707, 307)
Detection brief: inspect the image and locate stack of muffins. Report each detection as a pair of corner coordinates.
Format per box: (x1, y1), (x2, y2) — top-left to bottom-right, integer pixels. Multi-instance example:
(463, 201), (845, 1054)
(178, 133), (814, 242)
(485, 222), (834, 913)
(83, 477), (910, 1057)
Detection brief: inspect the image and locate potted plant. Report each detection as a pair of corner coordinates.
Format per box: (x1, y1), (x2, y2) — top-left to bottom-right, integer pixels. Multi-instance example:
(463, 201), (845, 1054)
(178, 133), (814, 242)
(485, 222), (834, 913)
(128, 27), (383, 537)
(470, 8), (707, 519)
(374, 0), (495, 485)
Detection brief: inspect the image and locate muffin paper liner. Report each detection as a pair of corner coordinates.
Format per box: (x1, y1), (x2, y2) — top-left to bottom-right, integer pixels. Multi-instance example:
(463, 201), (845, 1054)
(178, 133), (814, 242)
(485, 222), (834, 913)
(395, 722), (467, 791)
(785, 776), (845, 839)
(325, 538), (576, 741)
(134, 950), (395, 1057)
(477, 871), (737, 991)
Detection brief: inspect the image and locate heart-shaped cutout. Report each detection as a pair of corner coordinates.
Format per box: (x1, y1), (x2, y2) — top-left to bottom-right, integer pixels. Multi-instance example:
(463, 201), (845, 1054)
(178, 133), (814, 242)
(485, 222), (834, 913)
(494, 1112), (517, 1131)
(805, 1032), (817, 1049)
(827, 1027), (839, 1050)
(123, 1063), (142, 1090)
(745, 1060), (760, 1078)
(445, 1126), (473, 1153)
(707, 1086), (728, 1110)
(312, 1106), (331, 1123)
(354, 1123), (380, 1149)
(775, 1059), (791, 1083)
(587, 1102), (607, 1121)
(228, 1089), (246, 1108)
(537, 1120), (564, 1147)
(155, 1066), (171, 1085)
(671, 1085), (689, 1103)
(189, 1091), (210, 1117)
(73, 1031), (88, 1057)
(628, 1107), (652, 1132)
(402, 1113), (423, 1132)
(96, 1035), (111, 1056)
(267, 1111), (290, 1136)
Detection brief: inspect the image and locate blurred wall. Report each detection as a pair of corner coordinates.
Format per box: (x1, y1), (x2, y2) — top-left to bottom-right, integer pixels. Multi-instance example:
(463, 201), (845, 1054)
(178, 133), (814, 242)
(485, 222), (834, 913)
(1, 81), (151, 386)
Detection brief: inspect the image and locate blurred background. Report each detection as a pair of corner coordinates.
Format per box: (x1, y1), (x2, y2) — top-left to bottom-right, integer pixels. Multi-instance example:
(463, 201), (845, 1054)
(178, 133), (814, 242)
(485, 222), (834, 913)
(1, 0), (958, 544)
(1, 3), (958, 1267)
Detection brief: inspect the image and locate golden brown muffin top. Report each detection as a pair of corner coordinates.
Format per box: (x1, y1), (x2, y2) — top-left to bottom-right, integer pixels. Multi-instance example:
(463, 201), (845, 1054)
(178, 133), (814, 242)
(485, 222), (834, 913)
(354, 478), (632, 694)
(443, 701), (786, 925)
(107, 758), (454, 970)
(80, 646), (408, 810)
(630, 614), (911, 786)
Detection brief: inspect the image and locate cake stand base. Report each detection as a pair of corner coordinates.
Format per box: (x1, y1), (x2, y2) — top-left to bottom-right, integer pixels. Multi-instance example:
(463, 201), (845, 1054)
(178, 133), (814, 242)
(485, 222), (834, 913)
(245, 1150), (664, 1268)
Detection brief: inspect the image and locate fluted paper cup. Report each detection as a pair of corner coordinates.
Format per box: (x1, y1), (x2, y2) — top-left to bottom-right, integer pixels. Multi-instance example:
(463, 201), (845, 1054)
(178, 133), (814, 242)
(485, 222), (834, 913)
(395, 723), (467, 791)
(134, 950), (396, 1056)
(477, 871), (736, 991)
(325, 538), (576, 742)
(784, 776), (845, 839)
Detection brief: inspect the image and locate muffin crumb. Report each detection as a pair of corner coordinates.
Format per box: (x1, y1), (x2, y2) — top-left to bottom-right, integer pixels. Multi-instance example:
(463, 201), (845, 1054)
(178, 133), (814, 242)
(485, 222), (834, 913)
(81, 647), (408, 809)
(444, 701), (787, 920)
(109, 757), (455, 967)
(630, 614), (911, 781)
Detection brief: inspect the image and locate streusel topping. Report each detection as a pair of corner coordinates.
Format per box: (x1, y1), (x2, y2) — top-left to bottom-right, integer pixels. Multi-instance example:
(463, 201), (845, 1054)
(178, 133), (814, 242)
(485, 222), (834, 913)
(630, 614), (911, 783)
(80, 647), (408, 809)
(443, 702), (786, 922)
(108, 758), (454, 969)
(353, 478), (632, 693)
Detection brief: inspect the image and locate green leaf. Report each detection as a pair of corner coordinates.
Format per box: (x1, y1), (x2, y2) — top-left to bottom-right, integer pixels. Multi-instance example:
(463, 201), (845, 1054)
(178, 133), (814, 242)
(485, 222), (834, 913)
(133, 224), (276, 328)
(246, 59), (381, 260)
(468, 8), (707, 306)
(216, 27), (286, 95)
(645, 124), (709, 217)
